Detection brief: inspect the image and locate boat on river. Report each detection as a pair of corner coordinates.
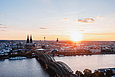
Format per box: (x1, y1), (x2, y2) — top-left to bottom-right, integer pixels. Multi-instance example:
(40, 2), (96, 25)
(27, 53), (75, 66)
(9, 57), (27, 60)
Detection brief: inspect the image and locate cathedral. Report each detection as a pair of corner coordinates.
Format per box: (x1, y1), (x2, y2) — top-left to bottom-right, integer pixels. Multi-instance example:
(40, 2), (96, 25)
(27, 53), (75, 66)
(25, 34), (35, 49)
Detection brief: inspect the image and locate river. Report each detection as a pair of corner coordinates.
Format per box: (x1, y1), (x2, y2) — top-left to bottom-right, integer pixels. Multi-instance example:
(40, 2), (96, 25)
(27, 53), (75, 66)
(0, 58), (49, 77)
(55, 54), (115, 73)
(0, 54), (115, 77)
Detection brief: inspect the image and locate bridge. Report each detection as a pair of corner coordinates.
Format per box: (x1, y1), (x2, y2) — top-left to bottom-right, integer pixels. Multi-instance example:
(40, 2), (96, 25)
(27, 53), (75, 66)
(35, 52), (77, 77)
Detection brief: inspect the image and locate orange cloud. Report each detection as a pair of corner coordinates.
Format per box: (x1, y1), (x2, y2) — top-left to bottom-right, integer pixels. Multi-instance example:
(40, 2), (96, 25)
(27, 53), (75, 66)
(64, 18), (68, 20)
(80, 30), (84, 31)
(83, 33), (115, 35)
(96, 16), (103, 19)
(78, 18), (95, 23)
(40, 27), (48, 29)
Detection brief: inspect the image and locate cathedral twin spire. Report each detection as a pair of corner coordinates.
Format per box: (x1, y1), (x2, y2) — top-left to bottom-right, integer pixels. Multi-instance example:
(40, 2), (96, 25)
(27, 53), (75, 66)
(27, 34), (32, 43)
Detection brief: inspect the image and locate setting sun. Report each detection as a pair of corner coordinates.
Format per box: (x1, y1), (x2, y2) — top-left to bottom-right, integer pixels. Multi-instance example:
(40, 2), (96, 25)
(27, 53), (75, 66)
(70, 31), (83, 42)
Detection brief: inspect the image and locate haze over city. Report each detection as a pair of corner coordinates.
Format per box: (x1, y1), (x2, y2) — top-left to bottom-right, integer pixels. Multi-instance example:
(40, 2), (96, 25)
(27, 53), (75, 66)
(0, 0), (115, 41)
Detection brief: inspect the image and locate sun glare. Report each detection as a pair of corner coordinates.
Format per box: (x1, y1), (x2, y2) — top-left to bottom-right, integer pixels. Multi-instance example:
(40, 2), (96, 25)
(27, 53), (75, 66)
(70, 31), (83, 42)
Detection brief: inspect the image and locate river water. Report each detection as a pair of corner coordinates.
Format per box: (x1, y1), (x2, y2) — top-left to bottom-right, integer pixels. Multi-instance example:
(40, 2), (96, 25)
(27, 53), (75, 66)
(0, 58), (49, 77)
(0, 55), (115, 77)
(55, 54), (115, 73)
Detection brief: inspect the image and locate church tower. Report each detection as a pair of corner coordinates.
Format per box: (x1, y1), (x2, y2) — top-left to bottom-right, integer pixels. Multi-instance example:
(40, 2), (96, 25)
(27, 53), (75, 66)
(27, 35), (29, 43)
(30, 34), (32, 43)
(56, 38), (59, 42)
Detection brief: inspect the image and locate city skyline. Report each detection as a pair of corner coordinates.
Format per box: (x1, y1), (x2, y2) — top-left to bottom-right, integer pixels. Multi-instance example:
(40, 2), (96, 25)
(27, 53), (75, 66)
(0, 0), (115, 41)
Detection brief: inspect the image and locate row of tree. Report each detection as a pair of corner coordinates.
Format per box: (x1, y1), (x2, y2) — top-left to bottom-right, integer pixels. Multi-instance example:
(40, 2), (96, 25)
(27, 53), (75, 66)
(75, 69), (114, 77)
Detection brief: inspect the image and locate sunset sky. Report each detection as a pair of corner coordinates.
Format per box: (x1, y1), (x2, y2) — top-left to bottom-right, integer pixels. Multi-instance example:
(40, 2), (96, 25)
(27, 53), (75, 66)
(0, 0), (115, 41)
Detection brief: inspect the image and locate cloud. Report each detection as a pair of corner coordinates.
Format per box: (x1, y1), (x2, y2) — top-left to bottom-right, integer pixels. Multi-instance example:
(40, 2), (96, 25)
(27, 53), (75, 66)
(0, 26), (7, 28)
(78, 18), (95, 23)
(96, 16), (103, 19)
(84, 33), (115, 35)
(84, 33), (104, 35)
(0, 30), (6, 31)
(64, 18), (68, 20)
(80, 30), (84, 31)
(63, 18), (70, 21)
(0, 24), (8, 28)
(63, 18), (74, 23)
(40, 27), (48, 29)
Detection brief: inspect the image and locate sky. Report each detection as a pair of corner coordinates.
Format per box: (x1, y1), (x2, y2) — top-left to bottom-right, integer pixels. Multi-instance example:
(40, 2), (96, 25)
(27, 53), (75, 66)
(0, 0), (115, 41)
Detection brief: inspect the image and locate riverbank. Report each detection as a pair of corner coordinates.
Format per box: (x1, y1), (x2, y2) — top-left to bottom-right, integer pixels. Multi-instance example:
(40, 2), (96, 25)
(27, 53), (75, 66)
(75, 68), (115, 77)
(0, 53), (115, 59)
(50, 52), (115, 56)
